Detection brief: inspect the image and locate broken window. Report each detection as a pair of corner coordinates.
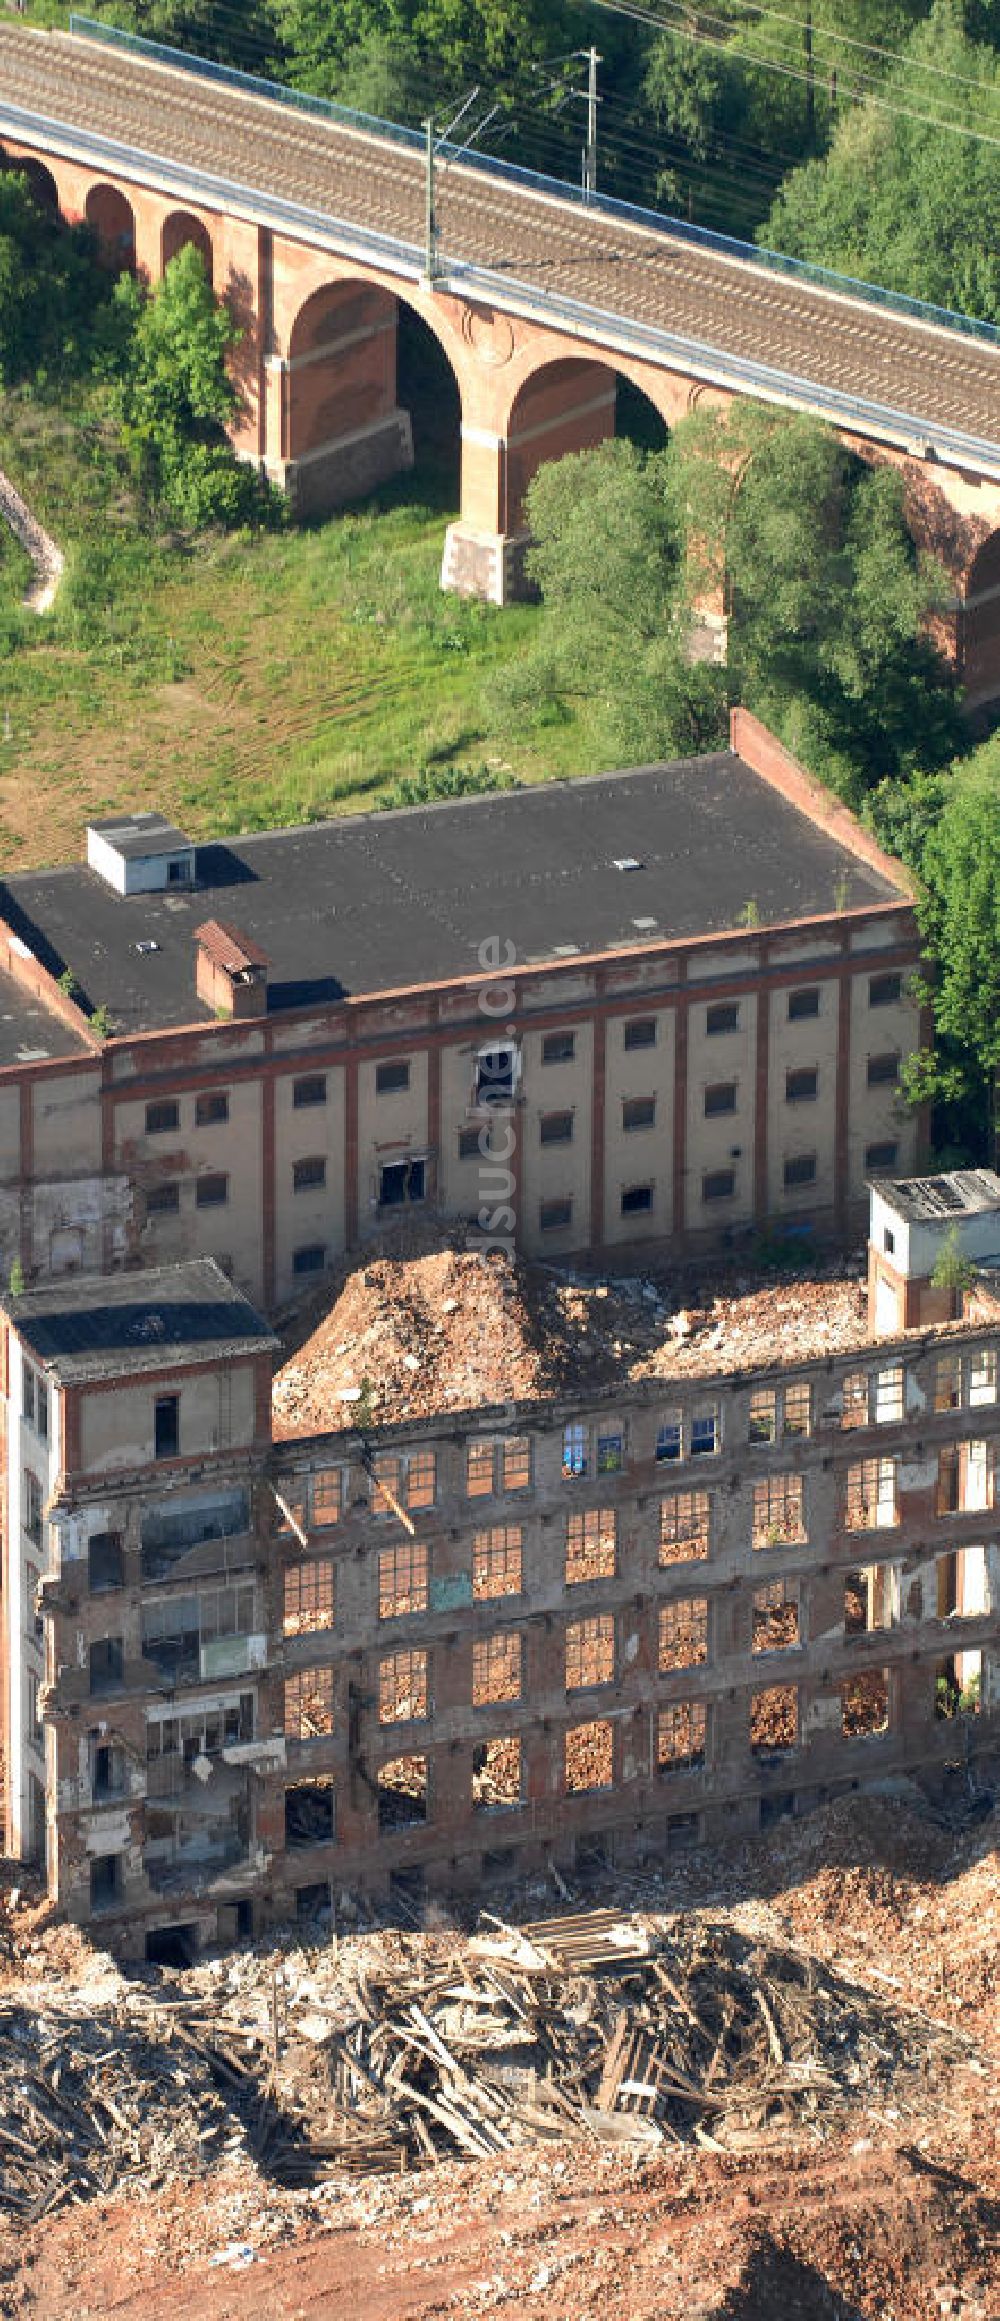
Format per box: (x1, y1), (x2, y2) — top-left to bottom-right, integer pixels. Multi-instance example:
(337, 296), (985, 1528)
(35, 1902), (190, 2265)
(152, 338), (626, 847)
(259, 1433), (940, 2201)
(89, 1854), (124, 1913)
(145, 1100), (179, 1136)
(564, 1718), (613, 1791)
(874, 1364), (904, 1424)
(656, 1412), (682, 1463)
(459, 1124), (484, 1161)
(542, 1030), (575, 1064)
(565, 1614), (615, 1689)
(540, 1110), (573, 1145)
(501, 1438), (531, 1491)
(787, 987), (820, 1021)
(963, 1440), (995, 1512)
(621, 1182), (654, 1215)
(88, 1530), (124, 1594)
(476, 1045), (517, 1105)
(293, 1243), (326, 1275)
(91, 1740), (127, 1800)
(752, 1580), (800, 1653)
(657, 1702), (707, 1771)
(936, 1545), (989, 1621)
(845, 1457), (897, 1529)
(22, 1470), (43, 1546)
(706, 1002), (739, 1035)
(934, 1354), (963, 1412)
(376, 1059), (410, 1095)
(89, 1637), (124, 1696)
(378, 1649), (428, 1723)
(623, 1095), (656, 1131)
(624, 1016), (656, 1050)
(969, 1347), (998, 1407)
(844, 1563), (900, 1634)
(195, 1172), (228, 1208)
(784, 1383), (812, 1438)
(378, 1158), (426, 1208)
(154, 1394), (179, 1461)
(869, 972), (902, 1008)
(702, 1169), (735, 1203)
(704, 1081), (737, 1117)
(293, 1156), (326, 1192)
(750, 1685), (798, 1756)
(467, 1440), (495, 1497)
(196, 1091), (229, 1127)
(283, 1558), (335, 1637)
(146, 1182), (181, 1215)
(285, 1779), (335, 1849)
(841, 1371), (871, 1429)
(658, 1596), (709, 1670)
(565, 1507), (617, 1585)
(540, 1197), (573, 1232)
(841, 1670), (890, 1738)
(783, 1153), (817, 1189)
(468, 1438), (531, 1496)
(142, 1584), (256, 1681)
(562, 1421), (588, 1479)
(934, 1650), (982, 1720)
(310, 1468), (345, 1527)
(378, 1542), (429, 1621)
(865, 1141), (898, 1174)
(378, 1754), (428, 1830)
(866, 1052), (899, 1088)
(371, 1451), (435, 1514)
(472, 1631), (522, 1706)
(284, 1666), (334, 1741)
(597, 1428), (624, 1474)
(752, 1474), (805, 1547)
(691, 1405), (720, 1458)
(749, 1389), (777, 1445)
(293, 1075), (326, 1108)
(472, 1735), (522, 1810)
(472, 1526), (522, 1600)
(659, 1490), (711, 1565)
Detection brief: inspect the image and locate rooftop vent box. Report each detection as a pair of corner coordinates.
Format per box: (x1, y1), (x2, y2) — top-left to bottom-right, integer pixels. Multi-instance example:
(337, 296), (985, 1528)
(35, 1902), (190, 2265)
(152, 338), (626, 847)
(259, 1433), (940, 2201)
(86, 813), (196, 898)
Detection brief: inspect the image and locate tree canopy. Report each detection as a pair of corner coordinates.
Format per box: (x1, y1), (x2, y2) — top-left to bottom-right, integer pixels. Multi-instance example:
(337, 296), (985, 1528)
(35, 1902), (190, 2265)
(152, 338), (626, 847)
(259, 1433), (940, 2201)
(0, 172), (121, 386)
(115, 244), (272, 526)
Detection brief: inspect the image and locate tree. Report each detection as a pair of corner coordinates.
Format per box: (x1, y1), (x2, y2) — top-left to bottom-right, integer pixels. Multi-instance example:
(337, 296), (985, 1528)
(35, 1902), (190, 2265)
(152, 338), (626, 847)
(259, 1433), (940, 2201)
(116, 245), (271, 526)
(914, 753), (1000, 1152)
(0, 171), (120, 386)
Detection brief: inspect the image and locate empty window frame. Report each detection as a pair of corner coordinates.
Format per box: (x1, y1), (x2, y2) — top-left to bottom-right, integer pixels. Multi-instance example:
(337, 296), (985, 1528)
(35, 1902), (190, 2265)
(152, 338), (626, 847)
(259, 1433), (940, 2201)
(195, 1172), (228, 1208)
(146, 1183), (180, 1215)
(379, 1158), (426, 1208)
(623, 1095), (656, 1132)
(459, 1124), (484, 1161)
(658, 1596), (708, 1670)
(844, 1563), (900, 1635)
(539, 1110), (574, 1146)
(285, 1778), (335, 1849)
(866, 1051), (899, 1088)
(293, 1075), (327, 1109)
(154, 1394), (179, 1461)
(752, 1579), (800, 1653)
(376, 1059), (410, 1095)
(472, 1525), (523, 1600)
(565, 1507), (617, 1585)
(542, 1030), (575, 1064)
(787, 987), (820, 1021)
(657, 1701), (707, 1771)
(874, 1363), (904, 1424)
(371, 1451), (436, 1514)
(22, 1469), (43, 1545)
(841, 1370), (872, 1429)
(88, 1530), (124, 1594)
(467, 1437), (531, 1498)
(378, 1755), (428, 1831)
(293, 1243), (326, 1276)
(659, 1490), (711, 1565)
(783, 1153), (817, 1189)
(841, 1670), (890, 1737)
(969, 1347), (999, 1407)
(936, 1545), (989, 1620)
(565, 1613), (615, 1689)
(476, 1045), (517, 1105)
(752, 1474), (805, 1547)
(656, 1412), (682, 1463)
(89, 1636), (124, 1696)
(869, 973), (902, 1008)
(702, 1170), (735, 1203)
(748, 1388), (777, 1445)
(195, 1091), (229, 1127)
(145, 1099), (179, 1136)
(472, 1631), (522, 1705)
(310, 1468), (345, 1527)
(785, 1067), (818, 1104)
(934, 1354), (962, 1412)
(472, 1734), (522, 1810)
(22, 1365), (49, 1441)
(284, 1667), (334, 1740)
(378, 1649), (428, 1723)
(623, 1016), (657, 1050)
(784, 1383), (812, 1438)
(540, 1197), (573, 1232)
(691, 1406), (720, 1458)
(378, 1542), (429, 1621)
(865, 1141), (899, 1174)
(845, 1457), (898, 1529)
(283, 1558), (335, 1637)
(704, 1081), (737, 1117)
(706, 1002), (739, 1035)
(293, 1156), (326, 1192)
(750, 1685), (798, 1755)
(564, 1718), (614, 1791)
(621, 1183), (653, 1215)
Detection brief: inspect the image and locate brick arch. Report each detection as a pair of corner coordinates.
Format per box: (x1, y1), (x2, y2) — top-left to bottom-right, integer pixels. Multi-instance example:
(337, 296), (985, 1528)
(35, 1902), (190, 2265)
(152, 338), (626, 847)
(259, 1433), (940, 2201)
(501, 355), (618, 533)
(85, 182), (136, 270)
(1, 151), (60, 212)
(162, 208), (214, 285)
(276, 274), (465, 516)
(960, 525), (1000, 709)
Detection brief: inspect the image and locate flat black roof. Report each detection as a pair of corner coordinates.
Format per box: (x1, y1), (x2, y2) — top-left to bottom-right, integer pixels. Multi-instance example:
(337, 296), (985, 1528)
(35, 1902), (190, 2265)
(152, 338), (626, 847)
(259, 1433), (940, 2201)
(7, 1259), (277, 1382)
(0, 964), (90, 1069)
(0, 756), (906, 1039)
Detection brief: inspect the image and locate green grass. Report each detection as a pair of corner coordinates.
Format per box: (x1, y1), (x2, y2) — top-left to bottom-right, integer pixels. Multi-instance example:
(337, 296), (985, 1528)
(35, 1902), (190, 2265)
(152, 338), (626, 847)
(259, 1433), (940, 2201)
(0, 380), (597, 867)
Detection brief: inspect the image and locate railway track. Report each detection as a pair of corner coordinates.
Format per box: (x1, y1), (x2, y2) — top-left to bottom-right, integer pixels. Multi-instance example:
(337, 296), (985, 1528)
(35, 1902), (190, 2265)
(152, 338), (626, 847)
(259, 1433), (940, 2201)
(3, 20), (1000, 455)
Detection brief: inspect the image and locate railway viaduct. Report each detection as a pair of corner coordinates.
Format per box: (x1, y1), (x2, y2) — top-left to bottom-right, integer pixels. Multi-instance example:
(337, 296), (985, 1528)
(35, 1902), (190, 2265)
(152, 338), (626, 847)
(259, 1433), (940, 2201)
(6, 17), (1000, 702)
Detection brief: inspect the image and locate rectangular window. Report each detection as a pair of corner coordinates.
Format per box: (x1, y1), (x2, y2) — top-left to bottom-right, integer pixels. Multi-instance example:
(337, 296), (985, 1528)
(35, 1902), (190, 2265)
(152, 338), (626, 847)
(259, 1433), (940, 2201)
(467, 1440), (494, 1498)
(539, 1110), (573, 1146)
(969, 1347), (998, 1406)
(88, 1530), (124, 1594)
(936, 1444), (960, 1516)
(621, 1183), (653, 1215)
(597, 1428), (624, 1474)
(869, 972), (902, 1008)
(562, 1421), (588, 1478)
(35, 1379), (48, 1443)
(564, 1718), (613, 1791)
(841, 1370), (871, 1429)
(783, 1153), (817, 1188)
(311, 1468), (345, 1527)
(702, 1169), (735, 1203)
(846, 1456), (898, 1529)
(565, 1507), (617, 1585)
(623, 1017), (656, 1050)
(691, 1407), (720, 1458)
(748, 1388), (777, 1445)
(371, 1451), (436, 1514)
(706, 1002), (739, 1035)
(472, 1734), (522, 1811)
(841, 1670), (890, 1737)
(146, 1183), (180, 1215)
(704, 1081), (737, 1116)
(283, 1666), (334, 1741)
(145, 1099), (179, 1136)
(565, 1614), (614, 1689)
(542, 1030), (575, 1064)
(540, 1197), (572, 1232)
(293, 1243), (326, 1275)
(283, 1559), (335, 1637)
(195, 1172), (228, 1208)
(293, 1156), (326, 1192)
(459, 1125), (484, 1161)
(874, 1364), (904, 1424)
(788, 987), (820, 1021)
(784, 1383), (812, 1438)
(23, 1469), (42, 1545)
(378, 1649), (428, 1723)
(934, 1354), (962, 1413)
(658, 1596), (708, 1670)
(476, 1045), (516, 1105)
(752, 1473), (805, 1547)
(378, 1541), (429, 1621)
(472, 1525), (523, 1600)
(376, 1059), (410, 1094)
(502, 1436), (531, 1492)
(750, 1685), (798, 1754)
(866, 1052), (899, 1087)
(623, 1095), (656, 1132)
(844, 1563), (900, 1634)
(21, 1366), (34, 1426)
(293, 1075), (327, 1108)
(659, 1490), (710, 1565)
(154, 1395), (179, 1461)
(379, 1158), (426, 1207)
(195, 1091), (229, 1127)
(657, 1701), (706, 1771)
(865, 1141), (899, 1174)
(752, 1579), (800, 1652)
(89, 1636), (124, 1696)
(472, 1631), (522, 1706)
(785, 1067), (818, 1104)
(656, 1413), (682, 1464)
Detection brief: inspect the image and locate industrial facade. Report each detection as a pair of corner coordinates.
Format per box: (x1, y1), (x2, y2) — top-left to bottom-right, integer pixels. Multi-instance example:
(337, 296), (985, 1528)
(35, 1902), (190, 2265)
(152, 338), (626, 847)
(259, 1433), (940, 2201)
(4, 1173), (997, 1961)
(0, 715), (924, 1312)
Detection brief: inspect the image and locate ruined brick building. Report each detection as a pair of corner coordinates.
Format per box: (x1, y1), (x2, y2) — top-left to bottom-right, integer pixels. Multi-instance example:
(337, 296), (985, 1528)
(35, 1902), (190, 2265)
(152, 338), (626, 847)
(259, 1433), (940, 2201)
(0, 713), (923, 1311)
(3, 1171), (997, 1962)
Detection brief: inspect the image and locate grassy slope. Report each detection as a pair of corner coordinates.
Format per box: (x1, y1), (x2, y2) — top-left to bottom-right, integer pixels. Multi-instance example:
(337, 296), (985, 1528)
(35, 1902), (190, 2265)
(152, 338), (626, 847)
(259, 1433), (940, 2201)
(0, 384), (588, 870)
